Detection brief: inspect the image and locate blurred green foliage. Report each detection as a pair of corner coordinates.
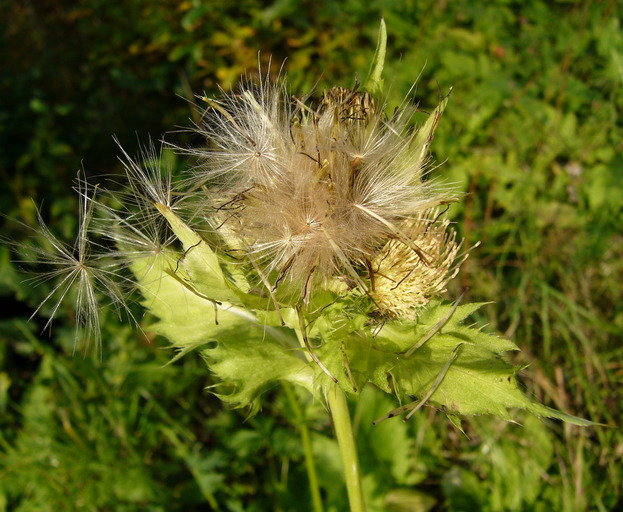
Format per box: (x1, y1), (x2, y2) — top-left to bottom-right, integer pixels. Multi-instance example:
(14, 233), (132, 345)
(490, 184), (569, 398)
(1, 0), (621, 510)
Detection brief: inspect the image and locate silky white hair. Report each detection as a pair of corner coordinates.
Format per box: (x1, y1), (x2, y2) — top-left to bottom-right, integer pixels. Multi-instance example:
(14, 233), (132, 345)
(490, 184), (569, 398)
(187, 77), (457, 302)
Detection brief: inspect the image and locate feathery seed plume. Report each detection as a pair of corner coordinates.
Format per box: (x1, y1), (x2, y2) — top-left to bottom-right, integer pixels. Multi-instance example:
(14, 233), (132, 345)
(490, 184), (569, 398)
(19, 173), (133, 354)
(190, 77), (458, 305)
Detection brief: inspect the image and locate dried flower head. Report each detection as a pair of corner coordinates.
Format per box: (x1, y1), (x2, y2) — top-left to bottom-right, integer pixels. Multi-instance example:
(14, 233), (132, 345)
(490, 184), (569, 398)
(191, 77), (456, 303)
(372, 209), (466, 320)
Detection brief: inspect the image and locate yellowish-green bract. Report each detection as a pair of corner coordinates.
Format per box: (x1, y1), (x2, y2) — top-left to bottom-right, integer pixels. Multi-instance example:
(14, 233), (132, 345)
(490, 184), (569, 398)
(132, 201), (592, 426)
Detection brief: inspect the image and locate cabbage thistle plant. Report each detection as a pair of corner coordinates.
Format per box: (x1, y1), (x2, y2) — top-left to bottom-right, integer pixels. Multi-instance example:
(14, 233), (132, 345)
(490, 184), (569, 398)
(21, 21), (592, 512)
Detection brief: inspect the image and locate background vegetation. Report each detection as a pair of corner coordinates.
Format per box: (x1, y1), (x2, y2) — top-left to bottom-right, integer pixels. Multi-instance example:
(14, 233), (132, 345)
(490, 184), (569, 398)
(1, 1), (621, 510)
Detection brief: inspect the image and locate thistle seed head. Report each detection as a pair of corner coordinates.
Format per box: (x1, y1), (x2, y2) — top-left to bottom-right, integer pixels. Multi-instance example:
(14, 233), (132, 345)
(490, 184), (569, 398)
(372, 209), (466, 320)
(192, 77), (457, 303)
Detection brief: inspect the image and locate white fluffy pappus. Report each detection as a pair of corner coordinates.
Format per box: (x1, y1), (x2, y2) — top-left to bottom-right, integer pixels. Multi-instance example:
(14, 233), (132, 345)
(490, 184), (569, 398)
(16, 173), (137, 354)
(188, 77), (458, 303)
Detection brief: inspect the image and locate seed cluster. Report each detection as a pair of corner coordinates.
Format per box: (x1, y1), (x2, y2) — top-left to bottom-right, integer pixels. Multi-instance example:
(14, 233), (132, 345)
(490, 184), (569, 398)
(192, 78), (462, 308)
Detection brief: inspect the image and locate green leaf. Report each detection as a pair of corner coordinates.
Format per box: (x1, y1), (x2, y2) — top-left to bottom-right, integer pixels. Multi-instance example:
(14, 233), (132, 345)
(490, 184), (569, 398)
(612, 48), (623, 81)
(155, 203), (274, 310)
(208, 328), (313, 415)
(312, 300), (594, 426)
(363, 18), (387, 97)
(131, 249), (314, 413)
(155, 204), (241, 302)
(355, 386), (415, 484)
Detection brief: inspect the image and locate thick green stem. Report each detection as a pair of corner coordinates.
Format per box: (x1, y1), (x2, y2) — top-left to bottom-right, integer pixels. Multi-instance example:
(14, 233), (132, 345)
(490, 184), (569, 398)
(283, 383), (324, 512)
(327, 385), (366, 512)
(292, 306), (365, 511)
